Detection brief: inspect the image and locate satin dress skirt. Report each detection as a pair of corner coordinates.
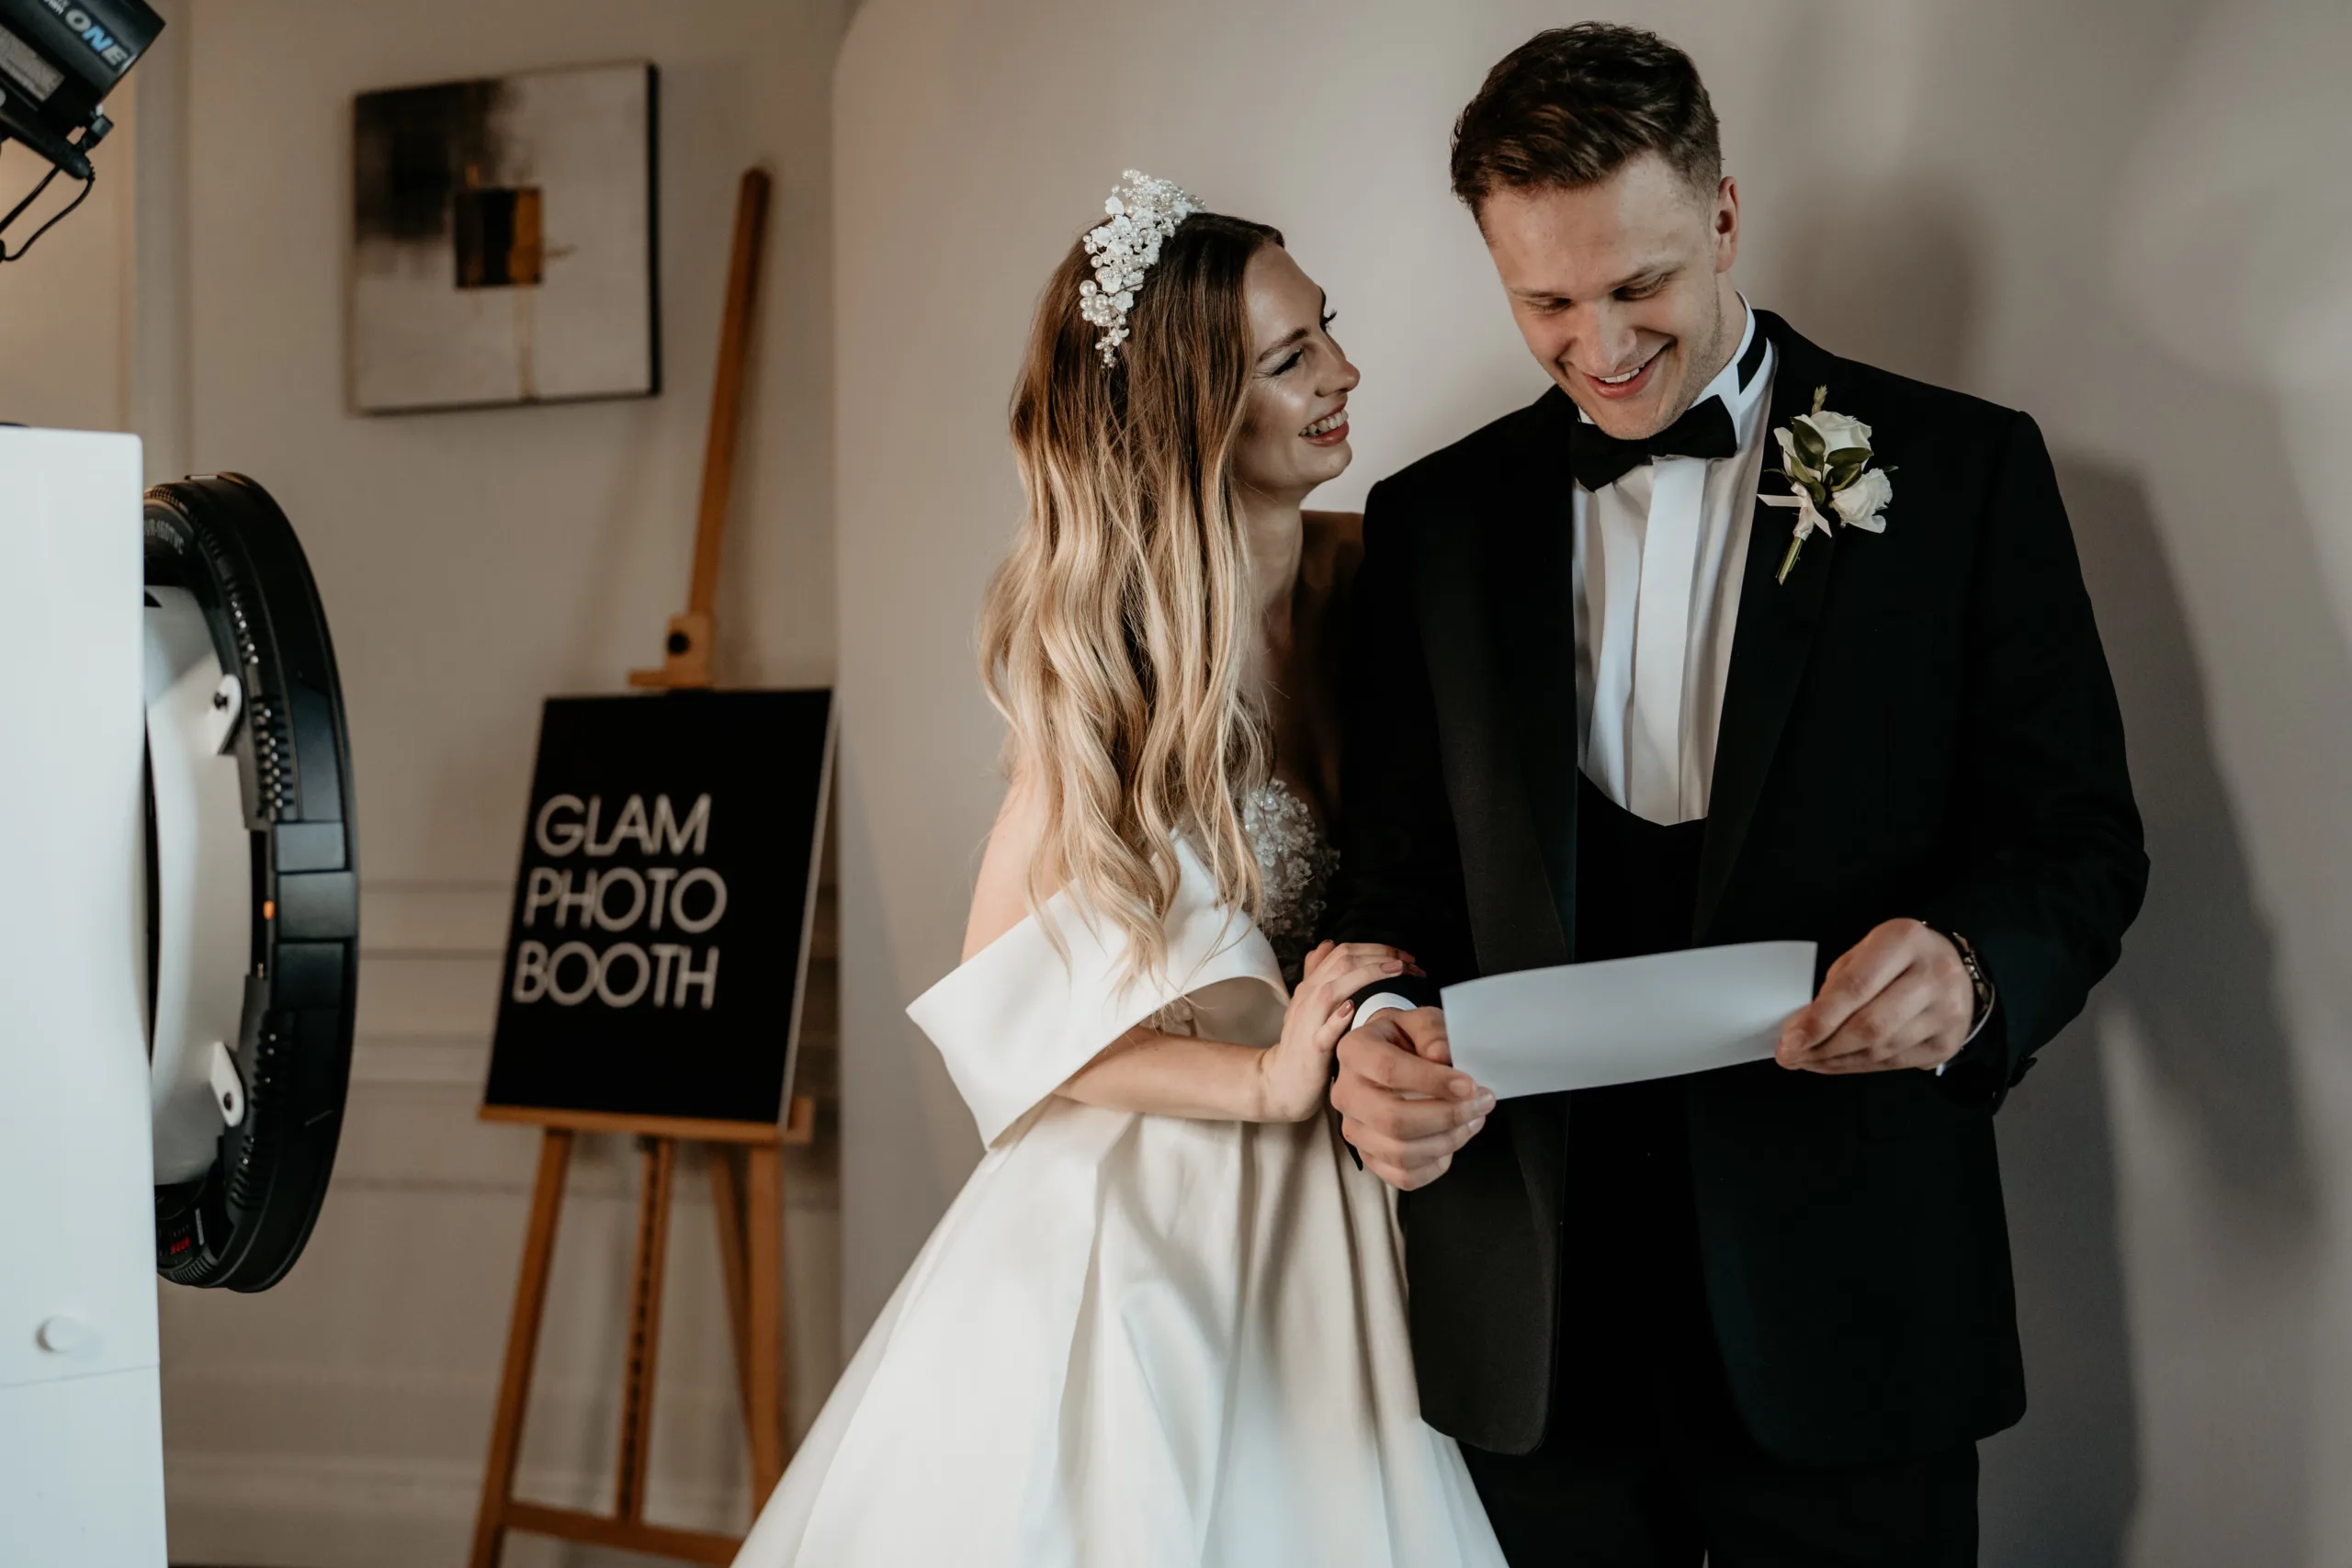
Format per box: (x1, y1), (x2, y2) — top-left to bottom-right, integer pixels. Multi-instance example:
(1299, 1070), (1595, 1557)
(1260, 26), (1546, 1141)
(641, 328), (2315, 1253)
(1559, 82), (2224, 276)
(731, 845), (1504, 1567)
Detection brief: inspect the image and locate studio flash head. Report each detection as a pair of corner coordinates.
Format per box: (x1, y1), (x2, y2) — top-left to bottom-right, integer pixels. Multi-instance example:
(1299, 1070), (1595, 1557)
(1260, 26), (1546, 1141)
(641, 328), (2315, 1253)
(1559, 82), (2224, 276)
(0, 0), (160, 257)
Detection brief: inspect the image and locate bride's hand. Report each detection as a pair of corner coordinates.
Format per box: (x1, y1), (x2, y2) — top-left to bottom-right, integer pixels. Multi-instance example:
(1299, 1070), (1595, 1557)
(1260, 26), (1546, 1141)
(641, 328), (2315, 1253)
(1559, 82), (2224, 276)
(1259, 942), (1421, 1122)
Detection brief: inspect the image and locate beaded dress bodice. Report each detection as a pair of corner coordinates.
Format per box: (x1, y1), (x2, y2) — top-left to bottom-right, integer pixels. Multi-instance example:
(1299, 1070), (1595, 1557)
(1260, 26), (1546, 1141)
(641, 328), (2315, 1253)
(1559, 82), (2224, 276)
(1241, 776), (1340, 987)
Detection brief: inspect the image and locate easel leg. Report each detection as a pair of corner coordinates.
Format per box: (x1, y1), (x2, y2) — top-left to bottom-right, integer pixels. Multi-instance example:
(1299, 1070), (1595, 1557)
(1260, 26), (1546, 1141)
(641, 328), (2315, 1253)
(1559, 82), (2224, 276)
(469, 1128), (574, 1568)
(616, 1136), (678, 1524)
(745, 1143), (787, 1503)
(708, 1146), (758, 1440)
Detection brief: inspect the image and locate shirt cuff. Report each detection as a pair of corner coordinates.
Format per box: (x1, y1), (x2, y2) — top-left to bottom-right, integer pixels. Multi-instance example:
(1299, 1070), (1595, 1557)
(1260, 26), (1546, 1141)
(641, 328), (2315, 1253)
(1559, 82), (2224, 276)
(1352, 992), (1419, 1032)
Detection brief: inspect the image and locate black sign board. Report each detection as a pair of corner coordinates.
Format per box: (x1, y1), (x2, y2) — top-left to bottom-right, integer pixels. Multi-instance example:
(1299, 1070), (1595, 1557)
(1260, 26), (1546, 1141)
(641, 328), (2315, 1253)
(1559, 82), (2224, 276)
(484, 689), (833, 1130)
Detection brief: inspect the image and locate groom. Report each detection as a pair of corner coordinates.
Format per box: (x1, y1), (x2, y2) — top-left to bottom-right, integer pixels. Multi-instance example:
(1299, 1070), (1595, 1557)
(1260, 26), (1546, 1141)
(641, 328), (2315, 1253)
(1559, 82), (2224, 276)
(1327, 23), (2145, 1565)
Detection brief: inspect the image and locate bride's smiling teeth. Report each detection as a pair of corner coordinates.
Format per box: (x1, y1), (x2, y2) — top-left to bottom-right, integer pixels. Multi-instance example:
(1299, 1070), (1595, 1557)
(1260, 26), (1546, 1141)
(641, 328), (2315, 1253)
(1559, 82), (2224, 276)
(1300, 408), (1349, 438)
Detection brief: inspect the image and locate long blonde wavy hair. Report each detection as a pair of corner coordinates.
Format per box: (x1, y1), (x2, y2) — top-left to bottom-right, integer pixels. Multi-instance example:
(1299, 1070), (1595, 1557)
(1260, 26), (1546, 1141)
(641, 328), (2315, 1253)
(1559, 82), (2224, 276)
(979, 209), (1286, 982)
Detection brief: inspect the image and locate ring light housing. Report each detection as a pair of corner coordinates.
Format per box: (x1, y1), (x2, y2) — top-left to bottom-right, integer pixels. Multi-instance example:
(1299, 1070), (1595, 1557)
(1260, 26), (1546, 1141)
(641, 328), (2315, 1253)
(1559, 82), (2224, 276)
(142, 474), (357, 1292)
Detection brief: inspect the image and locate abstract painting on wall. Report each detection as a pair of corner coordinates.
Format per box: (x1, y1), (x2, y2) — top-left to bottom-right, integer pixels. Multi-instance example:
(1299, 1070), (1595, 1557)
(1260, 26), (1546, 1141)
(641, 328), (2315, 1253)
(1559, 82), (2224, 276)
(351, 62), (659, 413)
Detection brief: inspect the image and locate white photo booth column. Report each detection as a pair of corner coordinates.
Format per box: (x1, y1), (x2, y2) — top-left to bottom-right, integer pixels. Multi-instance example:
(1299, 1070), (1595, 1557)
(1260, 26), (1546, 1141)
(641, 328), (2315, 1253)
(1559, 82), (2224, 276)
(0, 435), (358, 1562)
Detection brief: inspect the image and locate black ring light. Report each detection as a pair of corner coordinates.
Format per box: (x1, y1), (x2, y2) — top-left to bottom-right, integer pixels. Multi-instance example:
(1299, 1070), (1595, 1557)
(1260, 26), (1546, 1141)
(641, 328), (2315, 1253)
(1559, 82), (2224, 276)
(142, 474), (357, 1292)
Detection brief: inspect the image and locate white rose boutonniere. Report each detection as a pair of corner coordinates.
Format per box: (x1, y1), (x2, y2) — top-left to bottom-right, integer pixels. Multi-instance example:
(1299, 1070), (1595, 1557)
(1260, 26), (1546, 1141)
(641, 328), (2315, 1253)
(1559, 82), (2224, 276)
(1763, 387), (1895, 583)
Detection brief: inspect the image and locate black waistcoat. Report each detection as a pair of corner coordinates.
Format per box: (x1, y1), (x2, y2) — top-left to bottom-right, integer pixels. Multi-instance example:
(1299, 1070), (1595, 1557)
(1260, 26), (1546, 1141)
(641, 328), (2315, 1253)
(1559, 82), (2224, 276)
(1572, 771), (1707, 964)
(1552, 773), (1729, 1446)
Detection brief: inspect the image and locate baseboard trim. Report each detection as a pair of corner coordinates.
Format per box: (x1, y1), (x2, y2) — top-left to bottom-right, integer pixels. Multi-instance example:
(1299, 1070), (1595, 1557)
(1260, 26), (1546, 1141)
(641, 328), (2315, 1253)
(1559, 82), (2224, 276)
(164, 1450), (754, 1567)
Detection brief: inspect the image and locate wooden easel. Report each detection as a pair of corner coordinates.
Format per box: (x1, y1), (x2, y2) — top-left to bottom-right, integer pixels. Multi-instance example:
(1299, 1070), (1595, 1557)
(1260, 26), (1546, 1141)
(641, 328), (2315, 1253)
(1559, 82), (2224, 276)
(469, 166), (818, 1568)
(628, 166), (771, 695)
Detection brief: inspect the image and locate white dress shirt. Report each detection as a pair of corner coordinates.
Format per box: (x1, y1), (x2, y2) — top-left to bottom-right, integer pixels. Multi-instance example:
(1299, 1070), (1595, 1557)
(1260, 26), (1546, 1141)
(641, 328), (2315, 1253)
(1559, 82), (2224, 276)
(1352, 301), (1774, 1030)
(1576, 299), (1774, 826)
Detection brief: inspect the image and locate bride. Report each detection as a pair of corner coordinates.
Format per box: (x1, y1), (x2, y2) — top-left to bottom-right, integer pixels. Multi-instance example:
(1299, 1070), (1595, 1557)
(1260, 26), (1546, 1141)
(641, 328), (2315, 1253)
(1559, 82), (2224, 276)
(733, 173), (1503, 1566)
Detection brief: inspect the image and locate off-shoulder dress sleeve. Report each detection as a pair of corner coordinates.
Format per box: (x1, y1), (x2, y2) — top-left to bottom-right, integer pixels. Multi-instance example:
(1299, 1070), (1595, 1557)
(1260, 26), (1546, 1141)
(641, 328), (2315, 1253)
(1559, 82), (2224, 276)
(906, 842), (1285, 1146)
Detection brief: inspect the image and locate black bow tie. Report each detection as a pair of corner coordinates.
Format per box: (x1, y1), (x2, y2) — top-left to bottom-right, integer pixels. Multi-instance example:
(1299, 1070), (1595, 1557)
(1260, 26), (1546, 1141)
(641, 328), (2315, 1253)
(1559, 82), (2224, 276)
(1569, 394), (1738, 491)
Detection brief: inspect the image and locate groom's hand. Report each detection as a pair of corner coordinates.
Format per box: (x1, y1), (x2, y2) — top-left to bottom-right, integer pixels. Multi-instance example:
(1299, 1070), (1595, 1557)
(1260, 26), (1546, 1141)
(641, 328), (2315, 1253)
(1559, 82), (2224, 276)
(1776, 919), (1975, 1074)
(1331, 1008), (1495, 1190)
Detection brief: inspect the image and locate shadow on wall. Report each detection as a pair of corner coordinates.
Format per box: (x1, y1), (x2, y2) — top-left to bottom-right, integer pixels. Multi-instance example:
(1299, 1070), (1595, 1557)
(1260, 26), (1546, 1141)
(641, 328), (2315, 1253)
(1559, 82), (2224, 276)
(2064, 460), (2314, 1230)
(2053, 455), (2319, 1568)
(1768, 179), (1980, 393)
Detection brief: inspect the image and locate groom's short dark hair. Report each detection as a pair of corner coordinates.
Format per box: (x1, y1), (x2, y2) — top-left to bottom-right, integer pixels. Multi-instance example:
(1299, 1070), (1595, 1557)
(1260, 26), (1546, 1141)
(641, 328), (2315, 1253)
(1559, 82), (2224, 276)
(1451, 24), (1722, 215)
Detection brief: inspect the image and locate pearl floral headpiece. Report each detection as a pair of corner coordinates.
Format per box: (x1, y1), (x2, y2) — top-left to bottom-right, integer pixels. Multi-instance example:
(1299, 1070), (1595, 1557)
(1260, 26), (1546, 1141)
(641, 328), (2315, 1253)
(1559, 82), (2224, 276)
(1078, 170), (1202, 367)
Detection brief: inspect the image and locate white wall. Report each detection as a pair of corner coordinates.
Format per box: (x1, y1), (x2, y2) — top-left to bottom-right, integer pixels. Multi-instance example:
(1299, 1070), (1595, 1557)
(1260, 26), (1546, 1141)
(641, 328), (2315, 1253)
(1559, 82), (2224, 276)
(834, 2), (2352, 1563)
(146, 2), (852, 1563)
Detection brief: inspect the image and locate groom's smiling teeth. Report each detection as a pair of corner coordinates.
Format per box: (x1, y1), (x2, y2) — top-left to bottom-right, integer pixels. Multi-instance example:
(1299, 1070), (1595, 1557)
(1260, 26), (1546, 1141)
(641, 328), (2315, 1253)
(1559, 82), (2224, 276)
(1582, 345), (1664, 402)
(1300, 407), (1351, 444)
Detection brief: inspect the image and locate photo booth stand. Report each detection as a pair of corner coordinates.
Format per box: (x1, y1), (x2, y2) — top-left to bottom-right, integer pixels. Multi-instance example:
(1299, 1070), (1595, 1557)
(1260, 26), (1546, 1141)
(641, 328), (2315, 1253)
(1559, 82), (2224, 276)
(469, 166), (821, 1568)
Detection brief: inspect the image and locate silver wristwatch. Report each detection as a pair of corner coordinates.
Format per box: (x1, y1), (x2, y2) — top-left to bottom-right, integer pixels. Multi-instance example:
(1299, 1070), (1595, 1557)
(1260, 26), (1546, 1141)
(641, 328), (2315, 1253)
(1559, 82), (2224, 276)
(1921, 923), (1995, 1076)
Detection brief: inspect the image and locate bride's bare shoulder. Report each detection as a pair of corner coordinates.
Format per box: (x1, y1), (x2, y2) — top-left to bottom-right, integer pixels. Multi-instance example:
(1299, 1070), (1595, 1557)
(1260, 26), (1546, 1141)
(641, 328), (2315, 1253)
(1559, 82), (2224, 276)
(965, 760), (1052, 961)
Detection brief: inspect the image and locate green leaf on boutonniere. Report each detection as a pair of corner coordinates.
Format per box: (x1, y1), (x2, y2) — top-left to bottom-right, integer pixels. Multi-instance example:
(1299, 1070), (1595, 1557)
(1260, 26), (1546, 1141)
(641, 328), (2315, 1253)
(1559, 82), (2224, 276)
(1775, 468), (1826, 508)
(1825, 446), (1870, 471)
(1792, 422), (1827, 467)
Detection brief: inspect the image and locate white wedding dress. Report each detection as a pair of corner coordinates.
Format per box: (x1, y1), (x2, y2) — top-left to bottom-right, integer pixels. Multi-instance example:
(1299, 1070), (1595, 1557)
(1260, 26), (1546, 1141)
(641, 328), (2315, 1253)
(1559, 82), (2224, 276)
(732, 781), (1504, 1567)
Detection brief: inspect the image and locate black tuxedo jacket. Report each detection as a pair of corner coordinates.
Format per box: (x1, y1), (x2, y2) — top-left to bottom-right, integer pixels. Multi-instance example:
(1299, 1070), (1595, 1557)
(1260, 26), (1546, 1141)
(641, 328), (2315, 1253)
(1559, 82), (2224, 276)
(1327, 311), (2146, 1465)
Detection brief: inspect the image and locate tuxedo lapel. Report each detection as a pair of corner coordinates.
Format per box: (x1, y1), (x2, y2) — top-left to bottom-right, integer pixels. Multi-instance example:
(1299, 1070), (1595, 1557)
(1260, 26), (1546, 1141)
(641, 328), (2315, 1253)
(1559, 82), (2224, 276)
(1483, 387), (1583, 961)
(1695, 313), (1841, 938)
